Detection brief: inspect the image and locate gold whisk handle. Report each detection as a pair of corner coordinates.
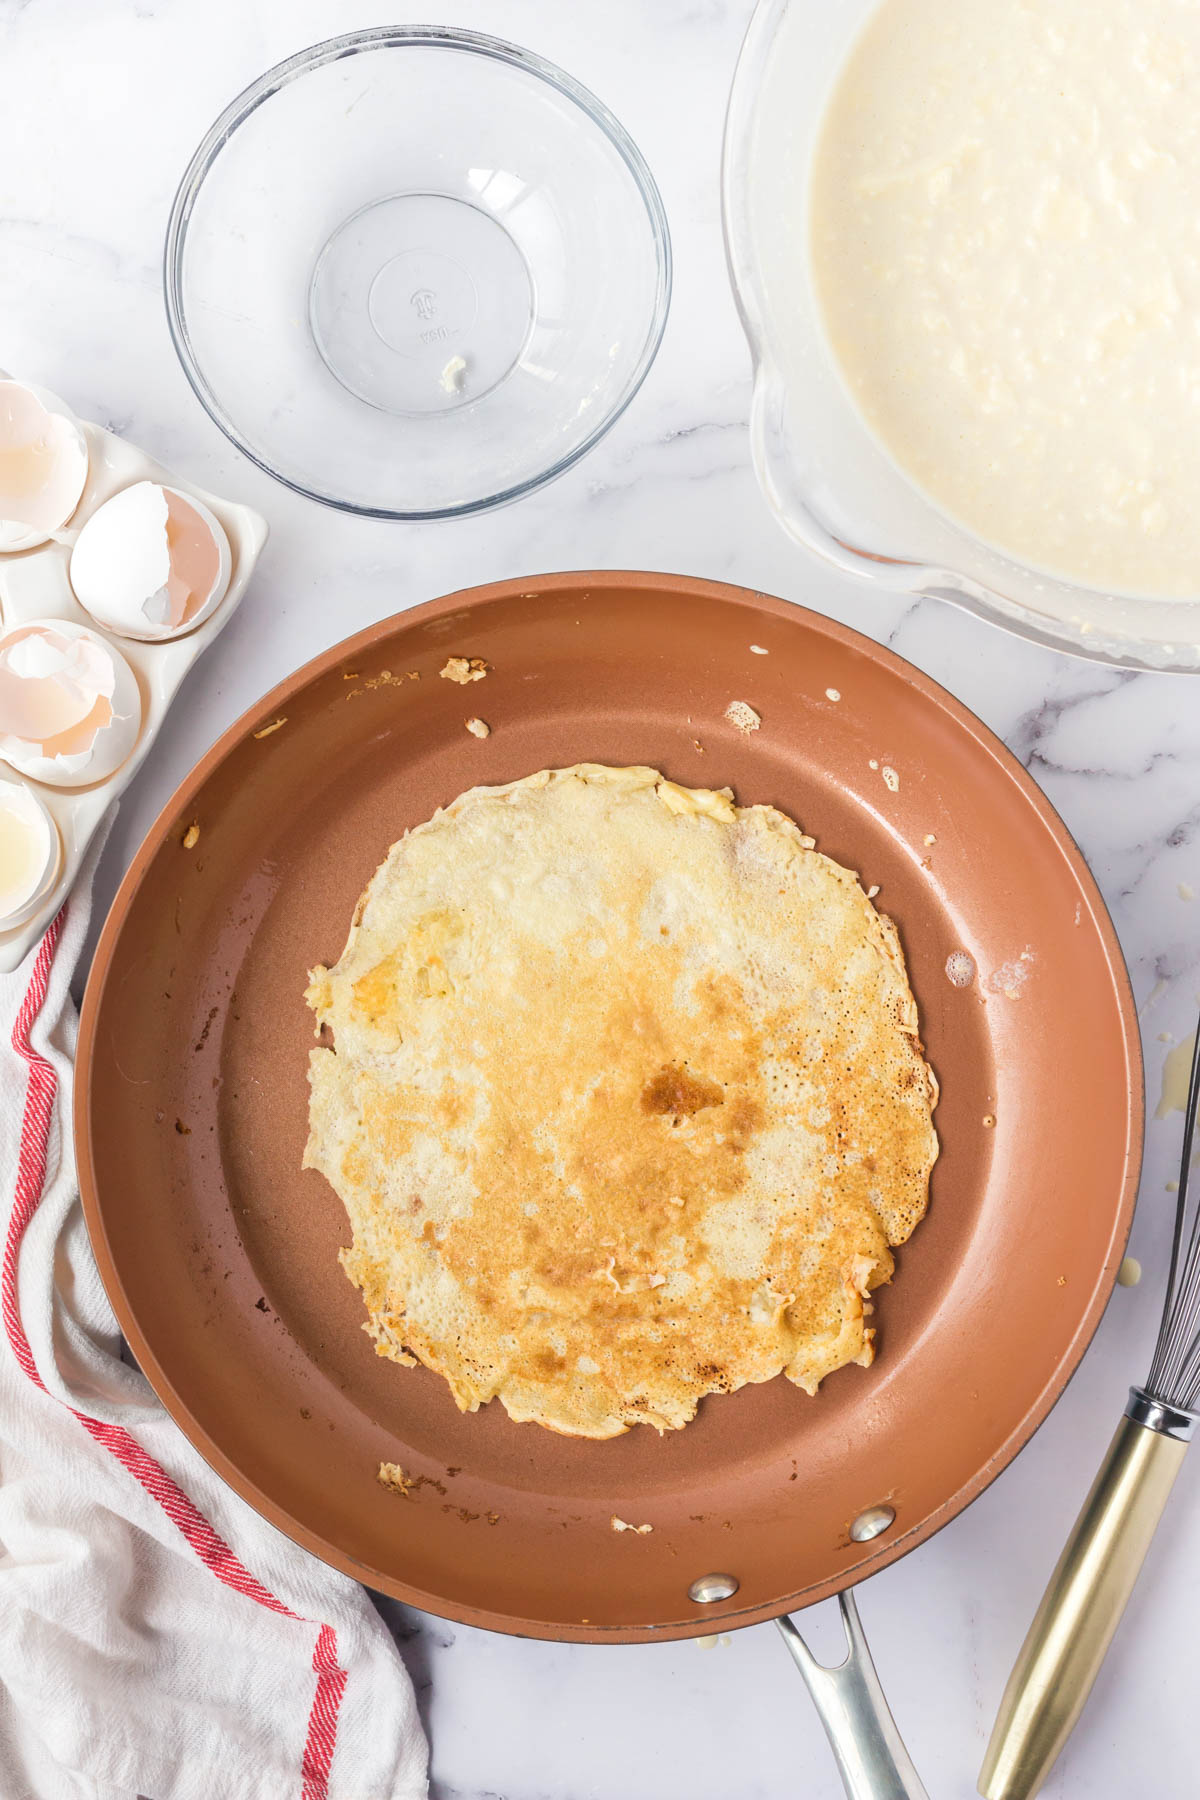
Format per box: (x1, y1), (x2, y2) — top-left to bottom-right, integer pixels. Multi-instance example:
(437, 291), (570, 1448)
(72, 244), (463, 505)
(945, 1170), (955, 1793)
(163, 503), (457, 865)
(978, 1390), (1192, 1800)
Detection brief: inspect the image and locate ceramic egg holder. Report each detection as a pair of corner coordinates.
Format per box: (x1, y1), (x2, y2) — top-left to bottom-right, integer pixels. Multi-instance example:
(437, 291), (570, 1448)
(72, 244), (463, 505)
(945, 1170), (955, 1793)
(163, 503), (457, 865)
(0, 379), (267, 972)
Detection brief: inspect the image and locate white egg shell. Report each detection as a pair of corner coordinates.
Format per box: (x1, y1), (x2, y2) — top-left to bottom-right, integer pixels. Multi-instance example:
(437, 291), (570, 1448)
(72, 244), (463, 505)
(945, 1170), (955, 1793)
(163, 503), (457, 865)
(0, 780), (60, 924)
(0, 619), (142, 788)
(0, 378), (90, 554)
(69, 480), (232, 641)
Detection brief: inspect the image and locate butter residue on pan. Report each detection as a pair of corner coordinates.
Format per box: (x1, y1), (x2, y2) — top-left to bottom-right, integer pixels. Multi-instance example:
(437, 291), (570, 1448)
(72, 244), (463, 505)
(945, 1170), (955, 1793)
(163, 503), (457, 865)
(440, 656), (489, 684)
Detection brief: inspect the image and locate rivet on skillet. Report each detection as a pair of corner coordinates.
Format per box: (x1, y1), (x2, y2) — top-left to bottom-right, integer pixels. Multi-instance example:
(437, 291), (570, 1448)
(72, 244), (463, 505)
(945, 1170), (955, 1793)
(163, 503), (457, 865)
(850, 1505), (896, 1543)
(688, 1572), (739, 1604)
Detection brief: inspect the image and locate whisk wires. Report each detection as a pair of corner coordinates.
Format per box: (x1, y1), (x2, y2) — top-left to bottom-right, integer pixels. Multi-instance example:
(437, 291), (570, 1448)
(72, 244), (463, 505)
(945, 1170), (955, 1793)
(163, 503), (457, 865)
(1145, 1014), (1200, 1412)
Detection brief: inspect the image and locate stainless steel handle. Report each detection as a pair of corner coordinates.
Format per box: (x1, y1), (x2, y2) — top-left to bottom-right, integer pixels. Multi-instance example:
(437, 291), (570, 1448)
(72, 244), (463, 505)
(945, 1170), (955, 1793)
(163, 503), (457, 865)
(778, 1590), (929, 1800)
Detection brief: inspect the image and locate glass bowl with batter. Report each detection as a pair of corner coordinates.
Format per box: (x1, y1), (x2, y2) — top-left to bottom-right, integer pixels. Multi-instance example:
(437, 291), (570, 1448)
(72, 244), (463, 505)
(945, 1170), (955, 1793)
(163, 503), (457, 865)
(724, 0), (1200, 671)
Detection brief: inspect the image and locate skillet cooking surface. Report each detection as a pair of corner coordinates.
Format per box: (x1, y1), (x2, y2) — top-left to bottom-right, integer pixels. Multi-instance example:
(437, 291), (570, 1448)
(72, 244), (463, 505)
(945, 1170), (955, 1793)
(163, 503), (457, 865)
(78, 574), (1141, 1641)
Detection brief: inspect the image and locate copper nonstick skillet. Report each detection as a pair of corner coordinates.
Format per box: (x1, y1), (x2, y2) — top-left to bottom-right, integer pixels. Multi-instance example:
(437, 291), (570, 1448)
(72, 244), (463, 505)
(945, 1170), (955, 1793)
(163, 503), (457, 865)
(77, 574), (1141, 1795)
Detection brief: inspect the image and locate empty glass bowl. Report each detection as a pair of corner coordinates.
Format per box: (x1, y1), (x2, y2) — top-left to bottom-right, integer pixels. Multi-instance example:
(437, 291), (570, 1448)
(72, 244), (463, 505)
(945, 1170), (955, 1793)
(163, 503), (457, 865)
(165, 27), (671, 519)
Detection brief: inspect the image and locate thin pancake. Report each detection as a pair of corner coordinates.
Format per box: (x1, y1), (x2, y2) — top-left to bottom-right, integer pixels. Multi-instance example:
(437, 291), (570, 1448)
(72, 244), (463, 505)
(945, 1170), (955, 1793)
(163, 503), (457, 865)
(304, 765), (938, 1438)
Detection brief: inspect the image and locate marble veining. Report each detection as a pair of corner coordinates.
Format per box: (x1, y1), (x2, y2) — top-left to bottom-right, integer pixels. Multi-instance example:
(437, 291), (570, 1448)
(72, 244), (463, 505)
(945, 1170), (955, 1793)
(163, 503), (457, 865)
(3, 1), (1198, 1796)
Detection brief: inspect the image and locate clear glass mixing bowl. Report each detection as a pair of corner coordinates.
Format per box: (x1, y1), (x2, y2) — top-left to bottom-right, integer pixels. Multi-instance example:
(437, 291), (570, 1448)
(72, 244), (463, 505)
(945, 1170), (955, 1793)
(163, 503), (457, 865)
(723, 0), (1200, 672)
(165, 27), (671, 520)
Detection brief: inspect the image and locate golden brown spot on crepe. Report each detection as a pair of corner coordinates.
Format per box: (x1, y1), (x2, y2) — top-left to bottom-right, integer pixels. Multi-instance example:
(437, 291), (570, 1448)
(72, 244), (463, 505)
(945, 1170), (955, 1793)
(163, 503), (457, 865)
(725, 1093), (762, 1151)
(641, 1064), (725, 1117)
(360, 1087), (415, 1165)
(434, 1085), (469, 1131)
(351, 951), (404, 1041)
(304, 764), (938, 1438)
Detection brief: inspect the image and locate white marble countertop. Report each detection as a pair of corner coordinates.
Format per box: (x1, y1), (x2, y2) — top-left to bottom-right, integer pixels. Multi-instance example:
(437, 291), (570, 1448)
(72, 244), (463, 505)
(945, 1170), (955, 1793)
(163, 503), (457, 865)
(4, 2), (1199, 1796)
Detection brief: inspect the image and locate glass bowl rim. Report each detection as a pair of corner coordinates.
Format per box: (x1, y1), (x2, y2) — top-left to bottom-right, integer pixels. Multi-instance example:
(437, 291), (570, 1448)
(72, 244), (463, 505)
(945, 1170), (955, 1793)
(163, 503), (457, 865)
(163, 23), (673, 521)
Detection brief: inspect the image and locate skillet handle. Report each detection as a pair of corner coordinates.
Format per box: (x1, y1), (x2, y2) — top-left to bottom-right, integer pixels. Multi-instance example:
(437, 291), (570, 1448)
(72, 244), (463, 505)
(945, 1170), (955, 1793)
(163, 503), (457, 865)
(777, 1590), (929, 1800)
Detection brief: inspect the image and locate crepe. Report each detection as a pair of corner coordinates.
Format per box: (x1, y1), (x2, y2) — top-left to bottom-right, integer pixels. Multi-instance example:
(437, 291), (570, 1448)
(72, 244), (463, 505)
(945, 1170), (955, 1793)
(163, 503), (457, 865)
(303, 765), (938, 1438)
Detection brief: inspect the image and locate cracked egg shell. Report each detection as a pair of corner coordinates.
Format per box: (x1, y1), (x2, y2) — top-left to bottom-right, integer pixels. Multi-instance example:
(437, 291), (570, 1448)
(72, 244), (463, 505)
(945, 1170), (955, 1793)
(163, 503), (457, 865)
(0, 780), (60, 925)
(0, 619), (141, 787)
(0, 378), (90, 554)
(69, 480), (232, 641)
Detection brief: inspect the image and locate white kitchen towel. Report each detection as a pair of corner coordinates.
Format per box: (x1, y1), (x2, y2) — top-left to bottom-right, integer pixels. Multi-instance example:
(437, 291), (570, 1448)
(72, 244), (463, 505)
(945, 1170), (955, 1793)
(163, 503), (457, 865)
(0, 834), (429, 1800)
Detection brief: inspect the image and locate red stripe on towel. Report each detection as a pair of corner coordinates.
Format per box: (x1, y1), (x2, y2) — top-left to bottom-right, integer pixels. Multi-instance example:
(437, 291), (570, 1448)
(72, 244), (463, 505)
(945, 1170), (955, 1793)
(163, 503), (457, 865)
(3, 913), (347, 1798)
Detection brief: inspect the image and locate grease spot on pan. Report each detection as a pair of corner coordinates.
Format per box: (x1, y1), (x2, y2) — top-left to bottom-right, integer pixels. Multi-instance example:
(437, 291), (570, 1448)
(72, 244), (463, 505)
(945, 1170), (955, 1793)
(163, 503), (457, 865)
(945, 951), (975, 987)
(987, 947), (1036, 999)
